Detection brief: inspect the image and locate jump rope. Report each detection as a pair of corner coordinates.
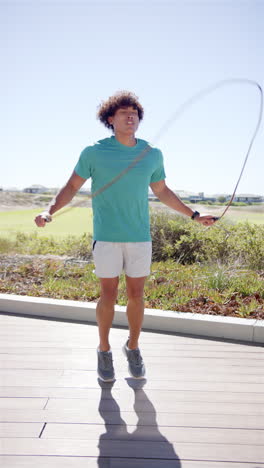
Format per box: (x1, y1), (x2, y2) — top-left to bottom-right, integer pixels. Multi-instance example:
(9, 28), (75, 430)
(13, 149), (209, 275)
(44, 78), (263, 223)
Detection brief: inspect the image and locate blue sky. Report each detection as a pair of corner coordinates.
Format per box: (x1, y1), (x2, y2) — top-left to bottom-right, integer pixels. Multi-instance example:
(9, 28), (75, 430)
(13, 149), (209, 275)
(1, 0), (263, 195)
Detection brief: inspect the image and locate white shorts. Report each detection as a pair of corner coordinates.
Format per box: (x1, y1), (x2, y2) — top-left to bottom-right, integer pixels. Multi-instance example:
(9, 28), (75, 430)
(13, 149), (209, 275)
(92, 241), (152, 278)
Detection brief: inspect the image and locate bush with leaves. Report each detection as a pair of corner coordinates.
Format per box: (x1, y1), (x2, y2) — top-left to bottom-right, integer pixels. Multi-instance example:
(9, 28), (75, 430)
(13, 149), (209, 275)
(150, 211), (264, 270)
(0, 231), (93, 259)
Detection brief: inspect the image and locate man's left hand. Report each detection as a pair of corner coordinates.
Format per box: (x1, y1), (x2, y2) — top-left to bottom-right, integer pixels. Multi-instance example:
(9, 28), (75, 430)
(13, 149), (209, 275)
(195, 215), (218, 226)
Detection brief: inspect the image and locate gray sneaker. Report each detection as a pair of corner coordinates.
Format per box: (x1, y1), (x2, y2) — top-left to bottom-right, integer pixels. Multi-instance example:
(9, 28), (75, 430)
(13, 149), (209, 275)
(123, 340), (146, 379)
(97, 348), (115, 382)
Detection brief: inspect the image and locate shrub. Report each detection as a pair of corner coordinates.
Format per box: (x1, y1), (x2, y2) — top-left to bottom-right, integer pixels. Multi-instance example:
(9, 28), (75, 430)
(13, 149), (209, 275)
(150, 211), (264, 270)
(0, 231), (93, 259)
(0, 237), (14, 254)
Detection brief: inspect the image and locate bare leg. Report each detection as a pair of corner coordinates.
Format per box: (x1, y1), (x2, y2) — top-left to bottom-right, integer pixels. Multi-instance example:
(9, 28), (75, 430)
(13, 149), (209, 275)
(96, 277), (119, 351)
(125, 276), (147, 349)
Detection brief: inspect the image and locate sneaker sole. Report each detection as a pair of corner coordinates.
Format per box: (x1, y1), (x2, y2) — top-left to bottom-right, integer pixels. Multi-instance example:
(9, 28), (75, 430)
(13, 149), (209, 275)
(97, 373), (115, 383)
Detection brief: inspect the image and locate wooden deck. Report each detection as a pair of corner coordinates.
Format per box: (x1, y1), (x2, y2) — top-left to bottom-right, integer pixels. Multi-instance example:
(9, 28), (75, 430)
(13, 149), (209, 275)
(0, 312), (263, 468)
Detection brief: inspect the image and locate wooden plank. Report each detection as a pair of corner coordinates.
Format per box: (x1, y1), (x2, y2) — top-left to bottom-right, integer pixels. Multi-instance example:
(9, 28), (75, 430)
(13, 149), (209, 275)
(1, 334), (261, 355)
(67, 363), (264, 374)
(0, 369), (62, 377)
(116, 379), (264, 392)
(0, 373), (62, 388)
(141, 371), (264, 382)
(2, 358), (264, 382)
(2, 359), (264, 376)
(0, 422), (42, 437)
(1, 361), (264, 377)
(1, 438), (264, 463)
(1, 408), (263, 429)
(1, 342), (263, 353)
(0, 457), (262, 468)
(69, 356), (264, 367)
(0, 457), (100, 468)
(0, 328), (262, 348)
(0, 339), (262, 358)
(0, 398), (47, 410)
(42, 422), (264, 445)
(2, 349), (264, 359)
(0, 351), (264, 372)
(1, 386), (263, 403)
(45, 397), (264, 416)
(1, 338), (263, 351)
(60, 374), (264, 392)
(108, 460), (264, 468)
(2, 369), (263, 392)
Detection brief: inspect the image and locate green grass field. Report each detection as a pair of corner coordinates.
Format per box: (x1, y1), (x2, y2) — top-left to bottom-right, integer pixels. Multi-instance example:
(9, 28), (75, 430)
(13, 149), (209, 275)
(0, 204), (263, 240)
(187, 203), (264, 225)
(0, 208), (93, 239)
(223, 208), (264, 224)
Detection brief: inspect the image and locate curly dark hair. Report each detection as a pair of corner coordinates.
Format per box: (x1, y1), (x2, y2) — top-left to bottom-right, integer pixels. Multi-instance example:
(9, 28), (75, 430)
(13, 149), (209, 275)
(97, 91), (144, 131)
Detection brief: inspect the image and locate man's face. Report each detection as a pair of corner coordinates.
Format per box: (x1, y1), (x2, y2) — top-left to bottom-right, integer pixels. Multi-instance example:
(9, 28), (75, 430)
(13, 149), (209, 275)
(108, 106), (139, 135)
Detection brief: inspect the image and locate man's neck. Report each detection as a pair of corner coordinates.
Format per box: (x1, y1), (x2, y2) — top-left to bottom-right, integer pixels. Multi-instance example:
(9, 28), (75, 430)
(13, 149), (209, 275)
(114, 133), (137, 147)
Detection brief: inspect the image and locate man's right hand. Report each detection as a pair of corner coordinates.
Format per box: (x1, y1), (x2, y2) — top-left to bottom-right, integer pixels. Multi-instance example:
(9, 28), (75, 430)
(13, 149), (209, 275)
(33, 171), (86, 228)
(34, 211), (52, 227)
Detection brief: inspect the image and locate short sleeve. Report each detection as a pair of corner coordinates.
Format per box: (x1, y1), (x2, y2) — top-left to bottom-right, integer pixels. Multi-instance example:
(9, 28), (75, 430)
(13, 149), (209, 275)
(150, 149), (166, 183)
(74, 147), (93, 180)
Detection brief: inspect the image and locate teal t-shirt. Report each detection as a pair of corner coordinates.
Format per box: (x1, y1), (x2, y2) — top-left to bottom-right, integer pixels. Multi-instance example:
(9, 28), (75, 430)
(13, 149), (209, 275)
(74, 136), (166, 242)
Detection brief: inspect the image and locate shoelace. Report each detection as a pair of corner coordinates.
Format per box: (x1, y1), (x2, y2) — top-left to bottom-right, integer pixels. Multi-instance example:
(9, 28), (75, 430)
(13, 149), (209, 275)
(101, 352), (113, 370)
(129, 349), (142, 367)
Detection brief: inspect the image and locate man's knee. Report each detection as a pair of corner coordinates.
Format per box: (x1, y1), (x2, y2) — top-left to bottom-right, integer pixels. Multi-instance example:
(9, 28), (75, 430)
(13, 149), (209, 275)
(100, 278), (119, 304)
(126, 276), (146, 301)
(126, 285), (145, 301)
(101, 290), (118, 304)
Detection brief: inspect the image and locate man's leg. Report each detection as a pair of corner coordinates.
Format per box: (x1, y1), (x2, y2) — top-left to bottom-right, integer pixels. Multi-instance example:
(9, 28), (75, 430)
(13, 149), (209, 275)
(123, 275), (147, 378)
(96, 277), (119, 351)
(125, 275), (147, 349)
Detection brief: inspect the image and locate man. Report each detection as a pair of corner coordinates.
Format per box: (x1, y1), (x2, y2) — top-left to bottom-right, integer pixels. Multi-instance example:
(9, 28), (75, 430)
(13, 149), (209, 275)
(35, 91), (216, 382)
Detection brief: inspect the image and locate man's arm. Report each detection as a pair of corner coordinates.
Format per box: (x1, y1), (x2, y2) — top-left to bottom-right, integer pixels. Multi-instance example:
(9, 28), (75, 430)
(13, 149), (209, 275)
(150, 180), (216, 227)
(34, 171), (87, 227)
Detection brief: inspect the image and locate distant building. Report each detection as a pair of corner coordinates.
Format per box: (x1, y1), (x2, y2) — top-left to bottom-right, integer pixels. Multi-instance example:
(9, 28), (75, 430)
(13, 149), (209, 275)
(45, 187), (59, 195)
(23, 184), (48, 194)
(148, 190), (264, 204)
(4, 187), (21, 192)
(173, 190), (216, 203)
(212, 194), (230, 203)
(148, 192), (159, 201)
(79, 188), (91, 195)
(234, 194), (264, 203)
(173, 190), (202, 202)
